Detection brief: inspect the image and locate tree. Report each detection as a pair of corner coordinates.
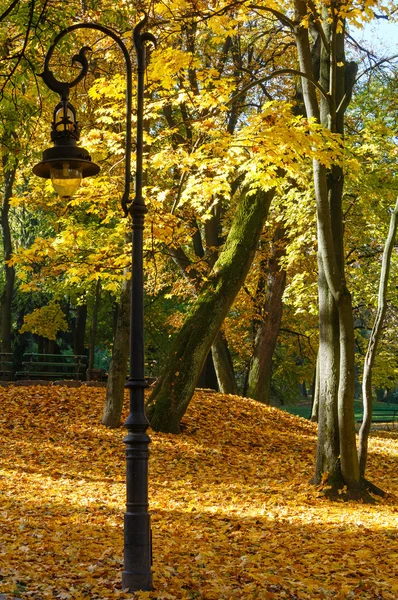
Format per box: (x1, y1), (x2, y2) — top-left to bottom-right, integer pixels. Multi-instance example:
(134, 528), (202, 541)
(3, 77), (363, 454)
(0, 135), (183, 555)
(246, 223), (287, 404)
(146, 187), (275, 432)
(287, 0), (398, 496)
(358, 197), (398, 475)
(145, 2), (345, 435)
(102, 273), (130, 427)
(0, 0), (96, 354)
(344, 70), (398, 476)
(0, 153), (17, 352)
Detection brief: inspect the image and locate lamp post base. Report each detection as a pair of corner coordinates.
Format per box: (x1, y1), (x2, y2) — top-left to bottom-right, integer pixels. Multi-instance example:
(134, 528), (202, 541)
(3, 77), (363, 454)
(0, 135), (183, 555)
(122, 511), (152, 591)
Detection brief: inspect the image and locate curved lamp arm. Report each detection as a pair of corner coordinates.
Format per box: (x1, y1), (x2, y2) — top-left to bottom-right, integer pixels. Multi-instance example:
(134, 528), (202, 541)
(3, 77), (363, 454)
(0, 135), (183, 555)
(39, 16), (156, 216)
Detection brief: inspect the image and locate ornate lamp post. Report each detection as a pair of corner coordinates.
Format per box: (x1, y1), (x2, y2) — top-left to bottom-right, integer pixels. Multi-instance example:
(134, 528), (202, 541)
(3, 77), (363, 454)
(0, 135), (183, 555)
(33, 18), (156, 592)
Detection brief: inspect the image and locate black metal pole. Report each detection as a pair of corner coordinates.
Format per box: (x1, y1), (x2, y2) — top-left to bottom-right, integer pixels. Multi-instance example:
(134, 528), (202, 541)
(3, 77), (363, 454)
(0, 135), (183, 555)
(37, 17), (156, 593)
(122, 18), (156, 592)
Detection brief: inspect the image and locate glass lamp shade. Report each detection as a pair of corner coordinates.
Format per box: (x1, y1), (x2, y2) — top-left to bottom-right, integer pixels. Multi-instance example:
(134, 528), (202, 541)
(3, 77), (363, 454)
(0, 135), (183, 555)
(54, 105), (75, 133)
(50, 162), (83, 198)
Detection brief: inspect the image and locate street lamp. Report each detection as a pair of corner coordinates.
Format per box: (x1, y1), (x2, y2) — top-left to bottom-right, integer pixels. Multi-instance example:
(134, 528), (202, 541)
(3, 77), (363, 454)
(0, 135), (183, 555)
(33, 17), (156, 592)
(33, 95), (100, 198)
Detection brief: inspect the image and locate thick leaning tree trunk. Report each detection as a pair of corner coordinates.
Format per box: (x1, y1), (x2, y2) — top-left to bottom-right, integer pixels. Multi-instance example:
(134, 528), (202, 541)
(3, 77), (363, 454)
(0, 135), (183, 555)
(169, 224), (238, 394)
(146, 188), (275, 433)
(0, 157), (17, 353)
(246, 225), (286, 404)
(205, 206), (238, 393)
(102, 275), (131, 427)
(358, 197), (398, 476)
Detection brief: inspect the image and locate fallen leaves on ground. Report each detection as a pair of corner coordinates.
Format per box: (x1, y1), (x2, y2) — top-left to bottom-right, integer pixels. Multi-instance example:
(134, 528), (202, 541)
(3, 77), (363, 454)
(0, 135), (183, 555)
(0, 386), (397, 600)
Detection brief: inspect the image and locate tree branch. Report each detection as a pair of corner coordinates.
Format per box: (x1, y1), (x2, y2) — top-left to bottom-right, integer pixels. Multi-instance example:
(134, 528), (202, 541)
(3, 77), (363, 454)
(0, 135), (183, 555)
(0, 0), (35, 97)
(227, 68), (329, 107)
(248, 4), (295, 29)
(337, 54), (398, 115)
(0, 0), (20, 23)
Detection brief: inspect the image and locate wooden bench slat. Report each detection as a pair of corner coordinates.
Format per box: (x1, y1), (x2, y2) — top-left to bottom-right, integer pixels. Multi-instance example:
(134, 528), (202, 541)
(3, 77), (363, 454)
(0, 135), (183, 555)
(16, 353), (87, 381)
(357, 408), (397, 423)
(22, 364), (85, 367)
(18, 372), (80, 377)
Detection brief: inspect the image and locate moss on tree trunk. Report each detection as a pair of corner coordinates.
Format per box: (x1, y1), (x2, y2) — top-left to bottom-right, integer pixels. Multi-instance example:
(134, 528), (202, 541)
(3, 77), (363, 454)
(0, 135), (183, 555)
(146, 188), (274, 433)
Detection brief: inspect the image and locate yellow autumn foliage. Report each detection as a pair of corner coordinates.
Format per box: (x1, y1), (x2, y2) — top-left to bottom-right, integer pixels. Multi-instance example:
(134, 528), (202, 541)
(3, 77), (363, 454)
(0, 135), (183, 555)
(19, 302), (69, 340)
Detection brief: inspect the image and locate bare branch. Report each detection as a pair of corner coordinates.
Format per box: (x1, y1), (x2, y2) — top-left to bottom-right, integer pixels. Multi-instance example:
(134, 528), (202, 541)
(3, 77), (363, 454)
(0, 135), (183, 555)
(0, 0), (20, 23)
(227, 68), (329, 107)
(0, 0), (35, 97)
(248, 4), (294, 30)
(337, 54), (398, 115)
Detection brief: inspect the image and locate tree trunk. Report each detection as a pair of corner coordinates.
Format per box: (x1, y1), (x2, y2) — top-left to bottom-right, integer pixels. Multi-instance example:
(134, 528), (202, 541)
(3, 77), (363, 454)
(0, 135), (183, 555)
(313, 257), (341, 485)
(211, 331), (238, 394)
(336, 286), (360, 490)
(310, 353), (319, 422)
(246, 272), (286, 404)
(0, 157), (17, 353)
(358, 197), (398, 476)
(146, 188), (275, 433)
(246, 225), (286, 404)
(168, 223), (237, 394)
(197, 349), (218, 390)
(102, 275), (131, 428)
(88, 279), (101, 375)
(73, 303), (87, 356)
(294, 2), (362, 494)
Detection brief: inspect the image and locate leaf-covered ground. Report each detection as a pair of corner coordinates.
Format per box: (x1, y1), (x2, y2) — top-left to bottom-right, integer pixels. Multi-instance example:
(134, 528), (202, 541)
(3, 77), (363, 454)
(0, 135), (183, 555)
(0, 386), (397, 600)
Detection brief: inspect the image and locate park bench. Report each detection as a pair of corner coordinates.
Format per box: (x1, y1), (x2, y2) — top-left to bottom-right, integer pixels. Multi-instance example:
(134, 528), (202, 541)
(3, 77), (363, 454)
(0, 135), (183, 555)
(15, 353), (87, 381)
(356, 408), (397, 424)
(0, 352), (13, 381)
(369, 409), (397, 423)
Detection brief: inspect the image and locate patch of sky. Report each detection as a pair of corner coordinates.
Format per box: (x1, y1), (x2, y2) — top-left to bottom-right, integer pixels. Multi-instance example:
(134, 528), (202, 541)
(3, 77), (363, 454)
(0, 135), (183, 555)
(349, 15), (398, 56)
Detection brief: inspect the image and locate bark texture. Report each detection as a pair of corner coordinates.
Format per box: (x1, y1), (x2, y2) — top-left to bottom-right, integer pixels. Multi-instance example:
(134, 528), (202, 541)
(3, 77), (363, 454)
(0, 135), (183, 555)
(211, 331), (238, 395)
(102, 275), (131, 428)
(73, 303), (87, 356)
(358, 197), (398, 476)
(146, 188), (275, 433)
(294, 1), (362, 494)
(246, 225), (286, 404)
(310, 354), (320, 422)
(0, 157), (16, 353)
(88, 279), (101, 374)
(168, 215), (237, 394)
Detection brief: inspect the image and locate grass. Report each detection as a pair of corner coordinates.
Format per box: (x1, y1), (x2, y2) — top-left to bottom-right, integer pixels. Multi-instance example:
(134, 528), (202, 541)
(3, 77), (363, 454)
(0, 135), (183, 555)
(0, 385), (397, 599)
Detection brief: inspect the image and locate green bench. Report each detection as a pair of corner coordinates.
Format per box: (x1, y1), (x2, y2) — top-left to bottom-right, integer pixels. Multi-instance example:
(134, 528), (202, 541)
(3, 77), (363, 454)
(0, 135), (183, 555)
(356, 409), (397, 424)
(16, 353), (87, 381)
(0, 352), (13, 381)
(283, 404), (397, 424)
(368, 409), (397, 423)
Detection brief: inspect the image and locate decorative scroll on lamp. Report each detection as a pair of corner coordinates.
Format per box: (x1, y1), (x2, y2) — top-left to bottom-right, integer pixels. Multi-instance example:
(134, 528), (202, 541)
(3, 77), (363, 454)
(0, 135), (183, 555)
(33, 48), (100, 198)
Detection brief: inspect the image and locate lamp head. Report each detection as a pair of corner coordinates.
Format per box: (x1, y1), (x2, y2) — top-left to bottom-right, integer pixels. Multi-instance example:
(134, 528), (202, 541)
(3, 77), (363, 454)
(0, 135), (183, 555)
(33, 99), (100, 198)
